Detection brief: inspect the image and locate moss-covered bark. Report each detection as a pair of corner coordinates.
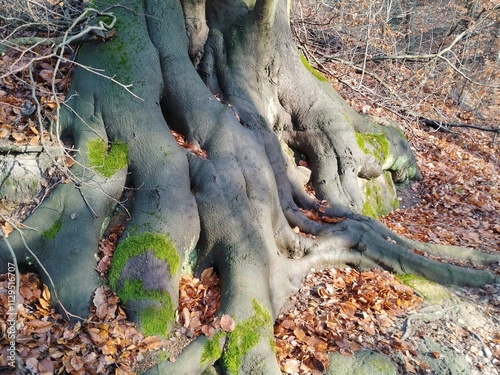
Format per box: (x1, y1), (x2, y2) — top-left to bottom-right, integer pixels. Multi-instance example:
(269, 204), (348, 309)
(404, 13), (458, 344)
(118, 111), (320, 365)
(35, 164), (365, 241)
(1, 0), (498, 373)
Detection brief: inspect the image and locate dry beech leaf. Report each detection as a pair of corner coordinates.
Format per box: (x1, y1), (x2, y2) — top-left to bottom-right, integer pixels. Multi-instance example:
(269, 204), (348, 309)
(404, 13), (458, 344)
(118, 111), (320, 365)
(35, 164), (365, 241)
(431, 351), (442, 359)
(283, 358), (300, 373)
(181, 307), (190, 327)
(38, 69), (53, 83)
(171, 130), (208, 159)
(45, 101), (57, 110)
(201, 324), (215, 338)
(65, 155), (76, 168)
(25, 357), (39, 370)
(1, 222), (14, 236)
(93, 286), (108, 319)
(42, 284), (51, 301)
(101, 340), (117, 355)
(96, 255), (112, 274)
(71, 355), (85, 371)
(363, 322), (376, 335)
(11, 132), (26, 143)
(29, 125), (39, 135)
(220, 314), (235, 332)
(201, 267), (214, 280)
(0, 127), (10, 138)
(293, 327), (306, 340)
(29, 135), (40, 146)
(38, 357), (55, 375)
(38, 296), (51, 310)
(140, 336), (162, 350)
(281, 319), (295, 329)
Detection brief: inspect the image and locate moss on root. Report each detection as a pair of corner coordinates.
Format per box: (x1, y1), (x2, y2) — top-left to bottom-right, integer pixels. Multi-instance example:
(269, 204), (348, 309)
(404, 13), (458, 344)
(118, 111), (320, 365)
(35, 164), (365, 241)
(222, 299), (272, 374)
(397, 274), (451, 303)
(116, 278), (176, 336)
(299, 54), (329, 83)
(41, 218), (63, 241)
(108, 232), (180, 288)
(361, 174), (399, 219)
(201, 331), (225, 364)
(139, 297), (176, 337)
(355, 131), (389, 164)
(107, 233), (180, 336)
(361, 179), (380, 218)
(87, 138), (128, 178)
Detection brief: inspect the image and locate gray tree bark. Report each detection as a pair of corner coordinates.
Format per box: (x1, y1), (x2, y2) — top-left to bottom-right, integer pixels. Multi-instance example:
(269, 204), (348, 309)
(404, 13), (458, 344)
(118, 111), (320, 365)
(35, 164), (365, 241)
(1, 0), (498, 373)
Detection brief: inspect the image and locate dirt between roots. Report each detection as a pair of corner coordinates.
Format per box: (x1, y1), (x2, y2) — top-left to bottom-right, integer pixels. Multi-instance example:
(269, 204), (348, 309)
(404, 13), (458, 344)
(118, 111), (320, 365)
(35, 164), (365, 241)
(274, 269), (500, 375)
(385, 285), (500, 375)
(396, 183), (422, 210)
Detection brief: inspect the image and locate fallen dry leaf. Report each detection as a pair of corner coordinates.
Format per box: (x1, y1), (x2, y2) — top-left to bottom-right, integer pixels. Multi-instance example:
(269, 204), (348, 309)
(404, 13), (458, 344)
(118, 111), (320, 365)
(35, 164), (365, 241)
(220, 314), (235, 332)
(274, 268), (422, 373)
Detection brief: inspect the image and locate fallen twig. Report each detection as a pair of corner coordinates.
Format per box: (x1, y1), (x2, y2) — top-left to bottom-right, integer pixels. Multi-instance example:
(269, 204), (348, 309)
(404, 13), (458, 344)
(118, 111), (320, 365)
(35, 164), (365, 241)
(419, 117), (500, 133)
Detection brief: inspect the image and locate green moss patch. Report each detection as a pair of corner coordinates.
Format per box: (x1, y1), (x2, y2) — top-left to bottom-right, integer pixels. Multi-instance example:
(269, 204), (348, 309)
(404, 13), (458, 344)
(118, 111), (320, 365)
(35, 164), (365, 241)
(300, 54), (329, 83)
(397, 274), (451, 303)
(107, 233), (179, 336)
(362, 200), (377, 219)
(355, 131), (389, 163)
(108, 232), (180, 288)
(140, 298), (175, 336)
(87, 138), (128, 178)
(201, 331), (225, 364)
(41, 218), (63, 241)
(116, 278), (146, 302)
(222, 300), (272, 374)
(115, 278), (175, 336)
(361, 175), (398, 219)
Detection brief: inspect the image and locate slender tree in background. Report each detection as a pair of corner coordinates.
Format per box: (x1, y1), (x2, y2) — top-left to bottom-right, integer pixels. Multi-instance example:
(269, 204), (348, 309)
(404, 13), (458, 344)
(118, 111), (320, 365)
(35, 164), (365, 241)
(1, 0), (498, 373)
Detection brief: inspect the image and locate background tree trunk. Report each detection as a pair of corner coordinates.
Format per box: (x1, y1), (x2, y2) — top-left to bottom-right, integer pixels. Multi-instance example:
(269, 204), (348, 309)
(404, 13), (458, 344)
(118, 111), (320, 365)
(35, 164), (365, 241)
(1, 0), (498, 373)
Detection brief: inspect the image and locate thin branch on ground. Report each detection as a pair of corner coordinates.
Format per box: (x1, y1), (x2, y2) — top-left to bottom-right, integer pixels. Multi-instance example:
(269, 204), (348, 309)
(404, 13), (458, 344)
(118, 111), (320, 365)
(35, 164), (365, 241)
(419, 117), (500, 133)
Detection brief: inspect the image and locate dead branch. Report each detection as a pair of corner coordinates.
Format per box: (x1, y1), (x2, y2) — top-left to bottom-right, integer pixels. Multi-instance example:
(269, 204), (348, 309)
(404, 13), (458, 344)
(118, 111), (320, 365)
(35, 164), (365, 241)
(0, 30), (116, 55)
(419, 117), (500, 133)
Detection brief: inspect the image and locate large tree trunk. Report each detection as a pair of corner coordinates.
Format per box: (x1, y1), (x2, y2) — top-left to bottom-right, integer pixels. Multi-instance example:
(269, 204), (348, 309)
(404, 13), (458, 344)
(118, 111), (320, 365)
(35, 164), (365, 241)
(1, 0), (498, 373)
